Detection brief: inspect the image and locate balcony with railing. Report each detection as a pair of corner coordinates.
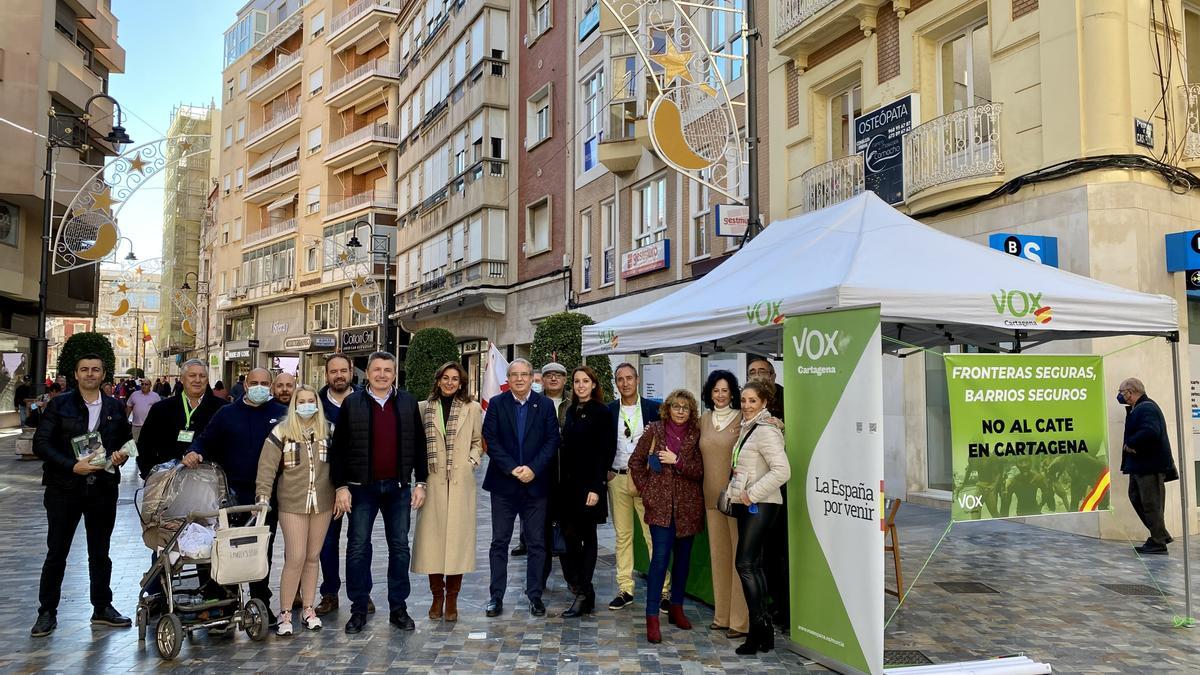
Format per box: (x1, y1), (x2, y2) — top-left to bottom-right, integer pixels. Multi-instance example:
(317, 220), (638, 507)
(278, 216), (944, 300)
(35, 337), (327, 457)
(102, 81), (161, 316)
(244, 217), (298, 246)
(246, 102), (301, 151)
(328, 0), (399, 52)
(326, 58), (400, 111)
(801, 154), (864, 212)
(245, 158), (300, 203)
(903, 103), (1005, 211)
(326, 189), (398, 220)
(399, 259), (508, 308)
(324, 121), (400, 169)
(247, 51), (302, 102)
(774, 0), (883, 65)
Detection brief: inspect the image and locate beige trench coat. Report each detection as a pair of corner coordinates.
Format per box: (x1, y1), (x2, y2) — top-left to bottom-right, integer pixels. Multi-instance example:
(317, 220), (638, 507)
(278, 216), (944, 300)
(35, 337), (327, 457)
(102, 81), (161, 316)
(412, 399), (484, 575)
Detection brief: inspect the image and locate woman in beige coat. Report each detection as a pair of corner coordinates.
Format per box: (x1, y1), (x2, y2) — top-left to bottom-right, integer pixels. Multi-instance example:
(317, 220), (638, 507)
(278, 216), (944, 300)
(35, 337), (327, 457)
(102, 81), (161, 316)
(728, 380), (790, 656)
(412, 362), (483, 622)
(698, 370), (750, 639)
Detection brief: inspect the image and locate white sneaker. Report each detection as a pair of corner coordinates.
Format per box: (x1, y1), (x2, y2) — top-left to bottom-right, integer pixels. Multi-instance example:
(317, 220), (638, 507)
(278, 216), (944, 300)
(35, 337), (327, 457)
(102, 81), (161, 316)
(302, 606), (322, 631)
(276, 609), (293, 636)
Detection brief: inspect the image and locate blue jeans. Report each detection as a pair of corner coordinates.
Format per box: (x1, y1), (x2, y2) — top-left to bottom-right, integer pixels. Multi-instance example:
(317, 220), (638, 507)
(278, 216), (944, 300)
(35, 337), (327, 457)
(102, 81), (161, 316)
(346, 481), (412, 615)
(319, 515), (342, 596)
(647, 522), (693, 616)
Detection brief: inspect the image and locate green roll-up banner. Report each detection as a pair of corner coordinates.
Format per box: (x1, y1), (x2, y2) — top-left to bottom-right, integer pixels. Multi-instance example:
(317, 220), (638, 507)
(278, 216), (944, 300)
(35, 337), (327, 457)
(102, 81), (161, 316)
(944, 354), (1111, 522)
(784, 307), (884, 675)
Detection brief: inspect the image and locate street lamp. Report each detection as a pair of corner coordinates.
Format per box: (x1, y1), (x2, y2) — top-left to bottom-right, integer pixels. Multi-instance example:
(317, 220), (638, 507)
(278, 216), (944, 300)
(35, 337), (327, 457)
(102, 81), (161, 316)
(33, 93), (131, 394)
(180, 271), (211, 369)
(345, 219), (393, 354)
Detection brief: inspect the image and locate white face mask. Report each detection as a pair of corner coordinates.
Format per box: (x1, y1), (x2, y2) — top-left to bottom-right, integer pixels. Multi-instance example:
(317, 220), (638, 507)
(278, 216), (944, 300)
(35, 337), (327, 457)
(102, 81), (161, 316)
(296, 403), (318, 419)
(531, 382), (544, 394)
(245, 385), (271, 405)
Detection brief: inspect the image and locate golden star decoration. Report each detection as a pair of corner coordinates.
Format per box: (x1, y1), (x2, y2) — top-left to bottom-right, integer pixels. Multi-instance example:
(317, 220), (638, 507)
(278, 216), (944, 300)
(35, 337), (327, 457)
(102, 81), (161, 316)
(354, 275), (366, 286)
(128, 155), (148, 174)
(90, 188), (119, 212)
(117, 283), (129, 293)
(338, 251), (350, 263)
(652, 42), (695, 84)
(135, 266), (144, 275)
(178, 140), (193, 152)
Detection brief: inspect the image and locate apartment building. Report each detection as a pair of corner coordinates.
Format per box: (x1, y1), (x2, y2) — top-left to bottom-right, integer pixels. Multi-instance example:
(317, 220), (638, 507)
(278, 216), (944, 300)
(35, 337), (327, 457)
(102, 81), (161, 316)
(769, 0), (1200, 538)
(158, 104), (215, 365)
(0, 0), (125, 422)
(211, 0), (403, 388)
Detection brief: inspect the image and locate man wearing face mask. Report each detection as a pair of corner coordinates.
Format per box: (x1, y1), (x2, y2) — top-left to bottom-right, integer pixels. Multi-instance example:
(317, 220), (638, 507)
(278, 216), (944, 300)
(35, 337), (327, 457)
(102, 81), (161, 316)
(191, 367), (288, 616)
(1118, 378), (1179, 555)
(273, 371), (297, 406)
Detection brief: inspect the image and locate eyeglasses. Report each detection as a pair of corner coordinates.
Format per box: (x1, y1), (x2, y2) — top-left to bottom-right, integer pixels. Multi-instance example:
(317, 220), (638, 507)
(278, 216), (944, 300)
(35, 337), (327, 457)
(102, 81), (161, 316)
(669, 404), (690, 412)
(509, 372), (532, 379)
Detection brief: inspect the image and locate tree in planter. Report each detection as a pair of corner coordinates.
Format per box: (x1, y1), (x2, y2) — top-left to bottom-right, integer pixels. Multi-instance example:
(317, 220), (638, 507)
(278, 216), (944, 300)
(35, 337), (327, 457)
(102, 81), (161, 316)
(56, 332), (117, 389)
(405, 328), (460, 401)
(530, 311), (614, 400)
(126, 367), (145, 379)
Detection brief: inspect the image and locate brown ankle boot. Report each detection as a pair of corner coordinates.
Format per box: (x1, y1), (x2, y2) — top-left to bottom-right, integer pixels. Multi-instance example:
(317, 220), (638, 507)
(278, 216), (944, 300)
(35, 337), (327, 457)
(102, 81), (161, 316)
(444, 574), (462, 621)
(428, 575), (445, 620)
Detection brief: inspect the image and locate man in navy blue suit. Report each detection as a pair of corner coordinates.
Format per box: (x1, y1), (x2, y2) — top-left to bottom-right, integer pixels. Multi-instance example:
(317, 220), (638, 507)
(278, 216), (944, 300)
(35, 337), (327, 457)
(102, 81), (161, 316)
(481, 358), (560, 618)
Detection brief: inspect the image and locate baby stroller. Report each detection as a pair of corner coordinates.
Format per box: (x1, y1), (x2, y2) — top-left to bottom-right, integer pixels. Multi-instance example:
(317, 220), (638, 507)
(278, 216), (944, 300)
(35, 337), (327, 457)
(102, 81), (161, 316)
(135, 462), (272, 660)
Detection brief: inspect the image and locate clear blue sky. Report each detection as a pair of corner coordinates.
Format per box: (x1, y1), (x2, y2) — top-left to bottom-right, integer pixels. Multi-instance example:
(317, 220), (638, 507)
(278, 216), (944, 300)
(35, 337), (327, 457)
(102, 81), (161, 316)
(107, 0), (244, 260)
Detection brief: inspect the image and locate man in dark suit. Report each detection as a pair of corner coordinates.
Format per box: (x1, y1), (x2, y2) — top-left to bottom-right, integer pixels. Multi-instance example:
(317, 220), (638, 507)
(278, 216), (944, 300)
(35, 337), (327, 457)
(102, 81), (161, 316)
(605, 362), (665, 611)
(481, 357), (560, 618)
(31, 354), (134, 637)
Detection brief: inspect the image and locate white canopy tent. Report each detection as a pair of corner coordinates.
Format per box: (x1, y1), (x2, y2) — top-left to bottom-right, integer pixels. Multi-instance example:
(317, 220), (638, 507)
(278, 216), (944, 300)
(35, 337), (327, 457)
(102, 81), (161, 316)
(581, 189), (1193, 624)
(582, 191), (1178, 357)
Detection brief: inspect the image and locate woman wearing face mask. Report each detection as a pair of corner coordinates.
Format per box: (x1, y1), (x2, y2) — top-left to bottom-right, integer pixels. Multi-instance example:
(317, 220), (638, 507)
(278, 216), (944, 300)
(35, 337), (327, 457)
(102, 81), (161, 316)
(727, 381), (790, 655)
(698, 370), (750, 639)
(412, 362), (483, 622)
(256, 384), (334, 636)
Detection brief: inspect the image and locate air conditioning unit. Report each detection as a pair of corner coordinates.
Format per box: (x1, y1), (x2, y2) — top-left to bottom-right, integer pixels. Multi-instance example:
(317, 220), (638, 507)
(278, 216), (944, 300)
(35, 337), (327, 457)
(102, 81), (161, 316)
(309, 319), (323, 332)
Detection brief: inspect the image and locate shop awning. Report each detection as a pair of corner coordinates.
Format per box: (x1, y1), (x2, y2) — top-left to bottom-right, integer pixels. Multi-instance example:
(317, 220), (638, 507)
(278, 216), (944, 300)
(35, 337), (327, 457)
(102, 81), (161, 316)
(248, 138), (301, 177)
(266, 193), (297, 211)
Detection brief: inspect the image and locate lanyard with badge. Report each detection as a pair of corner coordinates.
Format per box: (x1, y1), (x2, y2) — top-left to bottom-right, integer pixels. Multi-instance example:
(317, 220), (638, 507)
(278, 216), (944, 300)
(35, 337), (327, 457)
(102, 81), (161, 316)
(620, 403), (641, 440)
(177, 397), (198, 443)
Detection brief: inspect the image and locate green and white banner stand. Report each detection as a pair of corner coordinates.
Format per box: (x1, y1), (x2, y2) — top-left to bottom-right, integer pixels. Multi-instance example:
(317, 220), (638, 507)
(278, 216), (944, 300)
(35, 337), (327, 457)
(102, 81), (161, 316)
(784, 306), (884, 675)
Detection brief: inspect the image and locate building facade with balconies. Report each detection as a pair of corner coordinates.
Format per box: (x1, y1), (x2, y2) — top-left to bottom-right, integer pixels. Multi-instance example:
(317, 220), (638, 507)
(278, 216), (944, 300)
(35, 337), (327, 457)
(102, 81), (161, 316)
(212, 0), (401, 387)
(769, 0), (1200, 539)
(0, 0), (126, 424)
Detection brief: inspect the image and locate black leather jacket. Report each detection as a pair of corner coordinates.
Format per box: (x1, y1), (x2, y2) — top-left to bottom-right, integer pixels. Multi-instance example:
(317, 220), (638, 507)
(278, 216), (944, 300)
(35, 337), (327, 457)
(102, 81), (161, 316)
(33, 389), (132, 493)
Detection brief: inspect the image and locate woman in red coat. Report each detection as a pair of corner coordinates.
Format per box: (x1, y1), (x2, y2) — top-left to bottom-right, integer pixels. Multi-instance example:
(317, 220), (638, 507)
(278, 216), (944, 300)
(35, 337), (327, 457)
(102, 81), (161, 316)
(629, 388), (704, 644)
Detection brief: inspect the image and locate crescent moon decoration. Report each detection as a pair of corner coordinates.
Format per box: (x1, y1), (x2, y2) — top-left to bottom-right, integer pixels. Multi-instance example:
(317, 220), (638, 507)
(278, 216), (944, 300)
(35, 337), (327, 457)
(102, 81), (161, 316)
(111, 298), (130, 317)
(302, 233), (383, 323)
(601, 0), (748, 203)
(53, 134), (212, 274)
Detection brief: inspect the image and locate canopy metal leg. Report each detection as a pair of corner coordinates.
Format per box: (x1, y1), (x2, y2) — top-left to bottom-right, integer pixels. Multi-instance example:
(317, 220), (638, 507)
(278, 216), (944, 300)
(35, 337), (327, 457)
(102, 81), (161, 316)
(1169, 338), (1193, 624)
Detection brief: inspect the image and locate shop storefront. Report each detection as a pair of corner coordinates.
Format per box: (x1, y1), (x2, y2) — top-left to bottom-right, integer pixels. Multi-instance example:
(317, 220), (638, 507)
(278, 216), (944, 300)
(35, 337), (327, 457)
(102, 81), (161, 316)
(291, 333), (338, 388)
(340, 326), (378, 383)
(256, 300), (306, 375)
(223, 339), (257, 387)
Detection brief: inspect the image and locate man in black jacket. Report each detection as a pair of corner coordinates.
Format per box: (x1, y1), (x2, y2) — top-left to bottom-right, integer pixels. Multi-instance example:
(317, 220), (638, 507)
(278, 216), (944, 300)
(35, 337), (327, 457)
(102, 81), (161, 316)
(136, 359), (228, 478)
(31, 354), (133, 638)
(330, 351), (428, 634)
(1119, 377), (1178, 555)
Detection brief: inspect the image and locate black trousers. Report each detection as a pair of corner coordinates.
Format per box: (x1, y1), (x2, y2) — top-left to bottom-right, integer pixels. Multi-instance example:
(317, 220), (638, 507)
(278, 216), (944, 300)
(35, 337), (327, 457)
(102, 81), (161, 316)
(1129, 472), (1171, 546)
(560, 517), (598, 596)
(489, 491), (547, 603)
(763, 487), (790, 624)
(39, 483), (118, 614)
(734, 502), (781, 628)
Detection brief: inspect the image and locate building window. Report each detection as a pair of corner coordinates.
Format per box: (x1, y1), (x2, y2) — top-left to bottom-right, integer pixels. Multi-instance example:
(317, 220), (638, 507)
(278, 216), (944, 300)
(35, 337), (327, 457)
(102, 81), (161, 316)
(830, 84), (861, 159)
(224, 125), (233, 148)
(525, 197), (551, 255)
(580, 209), (592, 290)
(310, 300), (338, 331)
(236, 117), (246, 141)
(222, 222), (230, 244)
(709, 0), (744, 85)
(233, 217), (243, 240)
(609, 42), (638, 140)
(940, 22), (991, 113)
(601, 199), (615, 286)
(306, 185), (320, 215)
(306, 245), (319, 272)
(581, 69), (604, 172)
(54, 0), (77, 40)
(226, 79), (234, 102)
(690, 172), (710, 259)
(1187, 7), (1200, 83)
(311, 11), (325, 39)
(235, 167), (245, 190)
(223, 174), (231, 195)
(531, 0), (552, 39)
(632, 176), (667, 248)
(307, 126), (322, 154)
(238, 69), (248, 92)
(309, 67), (323, 96)
(527, 84), (552, 147)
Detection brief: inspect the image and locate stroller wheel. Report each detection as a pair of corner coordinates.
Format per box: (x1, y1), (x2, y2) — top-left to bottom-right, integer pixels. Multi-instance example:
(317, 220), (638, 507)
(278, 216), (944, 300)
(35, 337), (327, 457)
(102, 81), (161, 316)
(244, 598), (269, 642)
(155, 614), (183, 660)
(136, 605), (148, 642)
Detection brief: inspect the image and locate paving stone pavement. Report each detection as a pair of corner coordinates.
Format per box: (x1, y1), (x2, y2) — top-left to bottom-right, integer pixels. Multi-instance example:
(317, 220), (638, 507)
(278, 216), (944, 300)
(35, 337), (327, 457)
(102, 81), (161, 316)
(3, 425), (1199, 673)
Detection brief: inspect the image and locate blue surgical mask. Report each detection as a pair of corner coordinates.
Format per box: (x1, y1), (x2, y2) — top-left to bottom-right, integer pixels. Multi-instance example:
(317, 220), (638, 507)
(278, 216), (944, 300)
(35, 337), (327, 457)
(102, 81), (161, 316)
(531, 382), (544, 394)
(296, 403), (318, 419)
(1116, 391), (1127, 405)
(246, 385), (271, 405)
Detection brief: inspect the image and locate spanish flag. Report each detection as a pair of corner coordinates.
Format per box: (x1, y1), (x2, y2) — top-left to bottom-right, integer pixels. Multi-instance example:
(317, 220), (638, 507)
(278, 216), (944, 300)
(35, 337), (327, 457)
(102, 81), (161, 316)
(1080, 468), (1111, 512)
(142, 322), (152, 343)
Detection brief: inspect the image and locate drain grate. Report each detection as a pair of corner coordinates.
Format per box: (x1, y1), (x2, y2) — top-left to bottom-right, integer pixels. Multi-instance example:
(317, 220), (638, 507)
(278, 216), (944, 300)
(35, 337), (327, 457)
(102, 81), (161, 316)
(935, 581), (999, 594)
(1102, 583), (1167, 597)
(885, 649), (934, 666)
